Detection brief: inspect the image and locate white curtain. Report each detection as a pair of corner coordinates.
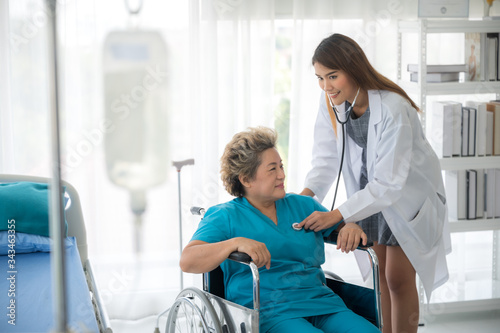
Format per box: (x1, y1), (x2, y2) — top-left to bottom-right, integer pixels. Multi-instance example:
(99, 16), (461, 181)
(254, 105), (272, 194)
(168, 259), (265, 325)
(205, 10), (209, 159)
(188, 0), (276, 211)
(0, 0), (14, 173)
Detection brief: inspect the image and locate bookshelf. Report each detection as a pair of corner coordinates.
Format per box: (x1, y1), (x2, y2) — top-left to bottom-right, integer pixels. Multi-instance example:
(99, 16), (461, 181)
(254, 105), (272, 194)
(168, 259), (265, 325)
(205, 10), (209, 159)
(397, 19), (500, 316)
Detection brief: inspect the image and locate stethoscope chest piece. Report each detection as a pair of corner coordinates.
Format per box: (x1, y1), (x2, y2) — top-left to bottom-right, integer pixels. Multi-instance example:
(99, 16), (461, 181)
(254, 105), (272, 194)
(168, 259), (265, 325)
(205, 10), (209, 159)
(292, 223), (302, 231)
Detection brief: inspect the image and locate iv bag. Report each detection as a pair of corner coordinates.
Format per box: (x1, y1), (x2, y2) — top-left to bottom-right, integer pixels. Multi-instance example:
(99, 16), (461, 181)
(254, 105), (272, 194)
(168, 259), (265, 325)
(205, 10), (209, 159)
(103, 31), (169, 193)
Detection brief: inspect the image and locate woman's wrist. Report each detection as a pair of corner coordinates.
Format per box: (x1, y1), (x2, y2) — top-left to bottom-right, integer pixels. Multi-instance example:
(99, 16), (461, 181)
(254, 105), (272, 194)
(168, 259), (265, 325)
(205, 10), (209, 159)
(332, 209), (344, 224)
(300, 188), (315, 197)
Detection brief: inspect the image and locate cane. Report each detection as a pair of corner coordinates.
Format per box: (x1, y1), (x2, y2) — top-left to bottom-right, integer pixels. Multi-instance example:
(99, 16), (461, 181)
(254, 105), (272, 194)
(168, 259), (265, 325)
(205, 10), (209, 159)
(172, 159), (194, 291)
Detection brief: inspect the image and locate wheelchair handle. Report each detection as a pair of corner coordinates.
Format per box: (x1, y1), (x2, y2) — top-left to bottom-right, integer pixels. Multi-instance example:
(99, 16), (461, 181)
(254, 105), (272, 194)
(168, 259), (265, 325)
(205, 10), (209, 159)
(228, 251), (252, 264)
(190, 206), (206, 216)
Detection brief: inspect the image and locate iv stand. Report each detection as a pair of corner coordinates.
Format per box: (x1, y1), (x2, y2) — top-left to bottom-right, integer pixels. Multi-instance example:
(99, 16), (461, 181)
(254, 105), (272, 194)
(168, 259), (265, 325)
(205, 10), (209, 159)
(173, 159), (194, 291)
(46, 0), (68, 332)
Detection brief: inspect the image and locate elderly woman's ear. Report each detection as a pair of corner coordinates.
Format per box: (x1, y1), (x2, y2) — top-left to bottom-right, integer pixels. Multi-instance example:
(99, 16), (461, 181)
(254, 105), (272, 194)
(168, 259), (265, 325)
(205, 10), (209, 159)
(239, 174), (251, 188)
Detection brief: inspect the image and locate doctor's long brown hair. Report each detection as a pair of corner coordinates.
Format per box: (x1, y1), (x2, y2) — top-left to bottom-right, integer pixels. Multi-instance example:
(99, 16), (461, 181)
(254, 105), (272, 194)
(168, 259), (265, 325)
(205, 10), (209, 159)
(313, 34), (420, 135)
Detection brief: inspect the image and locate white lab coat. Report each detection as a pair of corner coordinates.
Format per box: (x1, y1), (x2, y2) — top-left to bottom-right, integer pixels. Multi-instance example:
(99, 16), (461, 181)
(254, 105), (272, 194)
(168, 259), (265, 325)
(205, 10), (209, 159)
(304, 90), (451, 300)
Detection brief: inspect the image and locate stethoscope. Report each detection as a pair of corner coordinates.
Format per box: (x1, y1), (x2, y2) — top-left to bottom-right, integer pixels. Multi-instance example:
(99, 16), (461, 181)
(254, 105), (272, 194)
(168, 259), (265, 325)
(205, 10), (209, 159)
(292, 88), (361, 232)
(328, 87), (360, 211)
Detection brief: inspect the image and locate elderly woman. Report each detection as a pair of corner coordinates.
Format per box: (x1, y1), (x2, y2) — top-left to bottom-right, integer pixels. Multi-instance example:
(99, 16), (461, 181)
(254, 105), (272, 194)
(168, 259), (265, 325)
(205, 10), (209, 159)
(180, 126), (378, 333)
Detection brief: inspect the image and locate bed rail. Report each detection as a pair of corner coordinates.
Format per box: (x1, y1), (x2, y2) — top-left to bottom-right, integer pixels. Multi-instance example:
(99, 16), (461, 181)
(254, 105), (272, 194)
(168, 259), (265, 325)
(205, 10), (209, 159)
(84, 260), (113, 333)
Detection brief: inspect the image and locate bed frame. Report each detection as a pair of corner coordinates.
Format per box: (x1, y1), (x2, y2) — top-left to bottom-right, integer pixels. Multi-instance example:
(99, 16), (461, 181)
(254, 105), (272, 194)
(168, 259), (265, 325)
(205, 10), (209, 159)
(0, 174), (112, 333)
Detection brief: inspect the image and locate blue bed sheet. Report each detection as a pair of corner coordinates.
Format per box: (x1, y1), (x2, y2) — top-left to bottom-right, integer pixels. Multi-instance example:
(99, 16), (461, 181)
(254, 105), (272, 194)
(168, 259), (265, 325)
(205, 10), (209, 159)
(0, 236), (99, 332)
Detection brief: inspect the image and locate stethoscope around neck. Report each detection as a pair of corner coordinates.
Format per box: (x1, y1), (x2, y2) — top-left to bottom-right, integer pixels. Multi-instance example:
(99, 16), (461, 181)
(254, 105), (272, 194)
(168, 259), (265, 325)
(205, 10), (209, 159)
(328, 87), (361, 125)
(327, 87), (361, 211)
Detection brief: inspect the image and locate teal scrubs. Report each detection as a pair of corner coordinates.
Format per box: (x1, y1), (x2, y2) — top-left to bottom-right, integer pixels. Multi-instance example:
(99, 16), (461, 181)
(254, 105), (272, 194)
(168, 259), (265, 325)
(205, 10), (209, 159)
(191, 193), (373, 332)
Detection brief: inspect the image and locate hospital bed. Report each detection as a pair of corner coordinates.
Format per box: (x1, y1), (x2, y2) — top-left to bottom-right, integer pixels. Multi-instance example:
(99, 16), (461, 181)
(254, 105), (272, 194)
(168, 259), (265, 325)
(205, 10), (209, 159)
(160, 208), (382, 332)
(0, 174), (112, 333)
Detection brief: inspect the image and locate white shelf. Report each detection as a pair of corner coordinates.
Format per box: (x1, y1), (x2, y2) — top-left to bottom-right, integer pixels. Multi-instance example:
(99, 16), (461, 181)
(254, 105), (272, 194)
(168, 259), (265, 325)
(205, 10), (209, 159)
(448, 219), (500, 233)
(399, 80), (500, 96)
(428, 274), (500, 309)
(439, 156), (500, 170)
(398, 19), (500, 34)
(428, 296), (500, 314)
(441, 156), (500, 233)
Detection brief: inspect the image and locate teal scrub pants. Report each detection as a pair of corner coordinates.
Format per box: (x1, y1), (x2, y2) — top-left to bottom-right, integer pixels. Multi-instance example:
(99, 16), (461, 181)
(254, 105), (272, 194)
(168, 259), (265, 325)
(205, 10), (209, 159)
(266, 309), (379, 333)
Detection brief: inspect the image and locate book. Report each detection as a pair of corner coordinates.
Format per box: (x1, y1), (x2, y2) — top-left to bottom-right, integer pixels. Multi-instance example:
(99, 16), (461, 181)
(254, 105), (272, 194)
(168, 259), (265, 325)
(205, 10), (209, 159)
(476, 169), (485, 218)
(465, 101), (487, 156)
(496, 169), (500, 218)
(461, 107), (469, 156)
(481, 33), (488, 81)
(406, 64), (467, 73)
(491, 32), (500, 80)
(448, 102), (463, 156)
(445, 170), (467, 220)
(486, 101), (500, 155)
(485, 168), (496, 218)
(496, 33), (500, 80)
(486, 33), (499, 81)
(486, 109), (494, 155)
(468, 107), (476, 156)
(465, 32), (482, 81)
(410, 72), (460, 83)
(466, 169), (477, 219)
(431, 101), (455, 157)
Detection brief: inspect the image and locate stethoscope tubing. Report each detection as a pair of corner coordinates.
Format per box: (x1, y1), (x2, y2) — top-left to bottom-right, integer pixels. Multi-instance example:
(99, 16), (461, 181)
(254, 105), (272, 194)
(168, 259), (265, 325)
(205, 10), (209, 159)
(326, 87), (360, 211)
(331, 122), (346, 211)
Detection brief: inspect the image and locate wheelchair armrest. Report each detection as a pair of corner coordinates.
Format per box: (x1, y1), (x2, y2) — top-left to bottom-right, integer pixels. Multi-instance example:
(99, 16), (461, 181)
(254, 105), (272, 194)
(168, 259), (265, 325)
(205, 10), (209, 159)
(324, 231), (374, 249)
(227, 251), (261, 312)
(228, 251), (252, 264)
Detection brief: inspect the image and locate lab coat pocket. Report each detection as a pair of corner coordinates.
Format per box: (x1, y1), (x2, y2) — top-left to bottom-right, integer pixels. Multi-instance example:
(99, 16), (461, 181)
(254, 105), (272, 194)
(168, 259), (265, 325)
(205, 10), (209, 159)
(408, 197), (441, 251)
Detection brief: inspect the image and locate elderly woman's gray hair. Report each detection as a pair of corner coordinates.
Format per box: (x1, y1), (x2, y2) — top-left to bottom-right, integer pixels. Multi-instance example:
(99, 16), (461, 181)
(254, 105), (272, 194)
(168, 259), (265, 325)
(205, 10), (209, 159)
(220, 126), (278, 197)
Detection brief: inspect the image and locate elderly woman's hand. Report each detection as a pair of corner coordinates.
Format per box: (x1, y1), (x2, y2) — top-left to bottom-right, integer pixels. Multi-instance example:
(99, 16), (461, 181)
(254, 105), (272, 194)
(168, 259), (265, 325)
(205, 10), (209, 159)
(234, 237), (272, 269)
(336, 222), (368, 253)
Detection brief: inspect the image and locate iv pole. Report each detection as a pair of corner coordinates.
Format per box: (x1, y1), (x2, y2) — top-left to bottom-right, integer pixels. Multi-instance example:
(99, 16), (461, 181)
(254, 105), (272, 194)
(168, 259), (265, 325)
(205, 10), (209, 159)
(173, 159), (194, 291)
(46, 0), (68, 332)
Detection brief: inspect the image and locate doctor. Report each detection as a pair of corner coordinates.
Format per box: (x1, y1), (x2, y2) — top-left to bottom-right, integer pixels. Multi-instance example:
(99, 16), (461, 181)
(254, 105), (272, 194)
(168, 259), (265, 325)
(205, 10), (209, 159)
(298, 34), (451, 333)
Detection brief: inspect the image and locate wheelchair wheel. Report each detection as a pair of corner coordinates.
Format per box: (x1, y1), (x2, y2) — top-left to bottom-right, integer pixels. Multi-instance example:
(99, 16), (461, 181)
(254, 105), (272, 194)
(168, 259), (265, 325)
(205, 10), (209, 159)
(166, 287), (223, 333)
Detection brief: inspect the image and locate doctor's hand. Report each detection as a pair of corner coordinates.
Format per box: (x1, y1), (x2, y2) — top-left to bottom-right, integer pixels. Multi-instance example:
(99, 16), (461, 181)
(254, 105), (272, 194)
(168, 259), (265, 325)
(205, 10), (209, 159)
(336, 222), (368, 254)
(233, 237), (271, 270)
(298, 210), (340, 232)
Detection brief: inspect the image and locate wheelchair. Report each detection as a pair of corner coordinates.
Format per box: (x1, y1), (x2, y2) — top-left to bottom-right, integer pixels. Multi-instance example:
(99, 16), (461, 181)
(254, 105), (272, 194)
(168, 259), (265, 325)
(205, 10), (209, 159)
(162, 209), (383, 333)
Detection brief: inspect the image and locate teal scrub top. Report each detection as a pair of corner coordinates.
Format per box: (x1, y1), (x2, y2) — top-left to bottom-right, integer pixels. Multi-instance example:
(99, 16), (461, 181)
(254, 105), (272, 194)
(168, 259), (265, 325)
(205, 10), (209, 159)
(191, 193), (347, 332)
